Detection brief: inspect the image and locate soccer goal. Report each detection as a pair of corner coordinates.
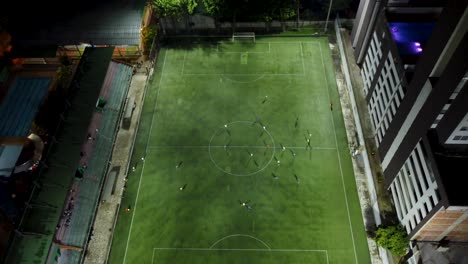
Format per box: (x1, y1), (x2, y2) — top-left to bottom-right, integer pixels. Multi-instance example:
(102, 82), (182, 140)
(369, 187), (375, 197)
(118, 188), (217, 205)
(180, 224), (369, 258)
(232, 32), (256, 43)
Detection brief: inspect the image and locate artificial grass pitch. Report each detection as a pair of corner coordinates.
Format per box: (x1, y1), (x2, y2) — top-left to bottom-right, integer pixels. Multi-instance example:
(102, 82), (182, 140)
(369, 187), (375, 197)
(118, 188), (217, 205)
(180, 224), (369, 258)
(109, 37), (371, 264)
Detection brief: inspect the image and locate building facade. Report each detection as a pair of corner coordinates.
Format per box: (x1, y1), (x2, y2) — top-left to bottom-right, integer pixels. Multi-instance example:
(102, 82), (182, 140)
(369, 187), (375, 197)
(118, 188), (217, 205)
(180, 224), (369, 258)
(351, 0), (468, 249)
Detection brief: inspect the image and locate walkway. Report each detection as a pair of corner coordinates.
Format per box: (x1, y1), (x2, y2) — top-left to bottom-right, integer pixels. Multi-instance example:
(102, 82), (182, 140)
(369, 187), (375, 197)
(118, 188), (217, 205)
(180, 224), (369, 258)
(83, 58), (151, 264)
(333, 19), (396, 264)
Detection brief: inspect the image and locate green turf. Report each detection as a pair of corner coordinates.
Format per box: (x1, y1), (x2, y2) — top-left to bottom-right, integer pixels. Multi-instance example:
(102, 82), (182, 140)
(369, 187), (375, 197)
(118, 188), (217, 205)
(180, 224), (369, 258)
(109, 37), (371, 264)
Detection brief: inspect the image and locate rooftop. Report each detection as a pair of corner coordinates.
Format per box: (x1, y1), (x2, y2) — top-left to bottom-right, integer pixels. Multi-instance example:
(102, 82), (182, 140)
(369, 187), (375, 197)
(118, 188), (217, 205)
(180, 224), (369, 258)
(4, 47), (115, 264)
(3, 0), (145, 47)
(0, 77), (52, 137)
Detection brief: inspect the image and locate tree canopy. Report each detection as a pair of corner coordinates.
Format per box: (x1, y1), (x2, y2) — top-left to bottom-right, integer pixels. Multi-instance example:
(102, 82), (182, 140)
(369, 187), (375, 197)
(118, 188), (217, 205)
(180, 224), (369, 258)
(375, 225), (409, 256)
(152, 0), (198, 17)
(0, 30), (12, 56)
(151, 0), (356, 23)
(202, 0), (298, 22)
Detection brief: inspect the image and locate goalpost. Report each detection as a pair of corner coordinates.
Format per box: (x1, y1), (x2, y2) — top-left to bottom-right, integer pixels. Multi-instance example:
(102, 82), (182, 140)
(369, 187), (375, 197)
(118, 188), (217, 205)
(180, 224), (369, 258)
(232, 32), (256, 43)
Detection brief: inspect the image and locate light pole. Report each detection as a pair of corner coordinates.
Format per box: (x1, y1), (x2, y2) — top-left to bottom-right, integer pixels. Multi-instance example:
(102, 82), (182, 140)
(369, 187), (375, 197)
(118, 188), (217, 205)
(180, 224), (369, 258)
(324, 0), (333, 32)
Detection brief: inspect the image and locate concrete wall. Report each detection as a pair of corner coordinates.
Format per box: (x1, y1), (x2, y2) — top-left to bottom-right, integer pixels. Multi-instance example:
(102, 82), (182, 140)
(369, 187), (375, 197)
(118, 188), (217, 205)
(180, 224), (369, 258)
(159, 15), (344, 35)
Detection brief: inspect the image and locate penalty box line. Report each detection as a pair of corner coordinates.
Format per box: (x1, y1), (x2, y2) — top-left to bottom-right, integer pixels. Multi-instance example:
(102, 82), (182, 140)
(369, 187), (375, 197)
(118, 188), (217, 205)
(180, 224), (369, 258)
(151, 248), (329, 264)
(169, 73), (306, 76)
(177, 41), (317, 76)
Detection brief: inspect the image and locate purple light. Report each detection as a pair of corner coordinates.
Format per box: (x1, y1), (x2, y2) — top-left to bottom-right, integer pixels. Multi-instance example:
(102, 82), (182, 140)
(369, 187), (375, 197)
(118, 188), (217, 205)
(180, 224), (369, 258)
(416, 47), (423, 52)
(414, 42), (421, 47)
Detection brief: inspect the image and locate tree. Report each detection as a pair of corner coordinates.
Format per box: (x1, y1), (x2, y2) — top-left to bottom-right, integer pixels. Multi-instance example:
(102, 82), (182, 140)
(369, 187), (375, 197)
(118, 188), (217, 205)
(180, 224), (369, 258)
(202, 0), (222, 17)
(202, 0), (227, 32)
(179, 0), (198, 31)
(276, 2), (296, 31)
(0, 30), (12, 56)
(321, 0), (353, 20)
(142, 25), (158, 54)
(202, 0), (297, 32)
(56, 65), (73, 91)
(202, 0), (245, 32)
(153, 0), (184, 17)
(152, 0), (198, 33)
(375, 225), (409, 256)
(294, 0), (301, 29)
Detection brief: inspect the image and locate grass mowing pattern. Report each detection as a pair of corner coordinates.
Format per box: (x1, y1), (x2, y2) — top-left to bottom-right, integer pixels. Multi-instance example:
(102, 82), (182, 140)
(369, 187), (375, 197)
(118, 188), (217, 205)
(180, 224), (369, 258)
(109, 37), (371, 264)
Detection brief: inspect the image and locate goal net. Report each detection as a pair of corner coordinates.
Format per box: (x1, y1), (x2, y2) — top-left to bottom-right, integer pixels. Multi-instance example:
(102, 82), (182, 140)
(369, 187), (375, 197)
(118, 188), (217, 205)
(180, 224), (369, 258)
(232, 32), (256, 43)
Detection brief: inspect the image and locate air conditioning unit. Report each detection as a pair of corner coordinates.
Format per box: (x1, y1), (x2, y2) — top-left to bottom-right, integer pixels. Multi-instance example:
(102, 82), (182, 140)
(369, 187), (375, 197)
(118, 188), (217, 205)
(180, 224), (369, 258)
(436, 245), (450, 252)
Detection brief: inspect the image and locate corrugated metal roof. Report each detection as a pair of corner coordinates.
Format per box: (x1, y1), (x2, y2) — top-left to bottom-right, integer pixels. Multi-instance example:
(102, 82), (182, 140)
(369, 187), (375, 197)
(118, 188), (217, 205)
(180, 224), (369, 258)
(0, 77), (51, 137)
(3, 47), (115, 264)
(15, 8), (142, 46)
(0, 145), (23, 177)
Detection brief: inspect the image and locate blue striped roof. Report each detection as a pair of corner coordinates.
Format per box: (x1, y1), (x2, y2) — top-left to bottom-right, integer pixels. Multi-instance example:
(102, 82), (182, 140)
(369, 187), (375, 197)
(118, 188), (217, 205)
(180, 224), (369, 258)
(0, 77), (51, 137)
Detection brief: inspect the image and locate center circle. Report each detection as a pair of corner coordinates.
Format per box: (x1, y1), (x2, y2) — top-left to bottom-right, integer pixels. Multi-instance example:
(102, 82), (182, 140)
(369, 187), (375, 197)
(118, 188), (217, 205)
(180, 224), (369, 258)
(209, 121), (275, 176)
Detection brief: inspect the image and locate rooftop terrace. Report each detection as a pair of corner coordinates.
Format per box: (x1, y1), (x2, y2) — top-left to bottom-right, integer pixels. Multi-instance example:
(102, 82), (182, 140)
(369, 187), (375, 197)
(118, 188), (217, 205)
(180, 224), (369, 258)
(0, 77), (52, 137)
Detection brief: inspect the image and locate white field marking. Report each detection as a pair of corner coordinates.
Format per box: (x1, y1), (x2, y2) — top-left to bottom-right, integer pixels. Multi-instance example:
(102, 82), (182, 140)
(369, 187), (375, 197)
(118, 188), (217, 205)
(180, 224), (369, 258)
(153, 248), (328, 252)
(209, 234), (271, 249)
(300, 42), (306, 75)
(155, 34), (316, 38)
(151, 248), (329, 264)
(319, 42), (358, 264)
(146, 145), (336, 150)
(256, 41), (319, 44)
(181, 41), (308, 76)
(216, 43), (270, 53)
(219, 51), (270, 54)
(122, 50), (168, 264)
(208, 121), (276, 176)
(222, 74), (266, 83)
(151, 249), (156, 264)
(177, 73), (305, 76)
(181, 50), (187, 75)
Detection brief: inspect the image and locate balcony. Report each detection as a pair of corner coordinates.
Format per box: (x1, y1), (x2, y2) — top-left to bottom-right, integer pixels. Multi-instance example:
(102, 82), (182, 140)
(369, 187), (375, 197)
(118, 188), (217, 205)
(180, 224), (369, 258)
(388, 22), (435, 62)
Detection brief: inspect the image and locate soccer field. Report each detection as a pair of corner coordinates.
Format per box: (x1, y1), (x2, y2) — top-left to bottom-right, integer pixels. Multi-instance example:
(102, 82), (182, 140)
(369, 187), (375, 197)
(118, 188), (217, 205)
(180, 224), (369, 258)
(109, 37), (371, 264)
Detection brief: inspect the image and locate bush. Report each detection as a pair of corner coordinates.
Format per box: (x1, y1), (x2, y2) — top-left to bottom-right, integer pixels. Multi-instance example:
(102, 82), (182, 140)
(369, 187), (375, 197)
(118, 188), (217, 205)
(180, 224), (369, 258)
(375, 225), (409, 256)
(142, 25), (158, 55)
(56, 65), (73, 91)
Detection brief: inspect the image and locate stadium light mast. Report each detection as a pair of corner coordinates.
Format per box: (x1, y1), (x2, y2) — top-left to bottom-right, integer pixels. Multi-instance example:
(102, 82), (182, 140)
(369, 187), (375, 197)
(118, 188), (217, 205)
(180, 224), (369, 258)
(324, 0), (333, 32)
